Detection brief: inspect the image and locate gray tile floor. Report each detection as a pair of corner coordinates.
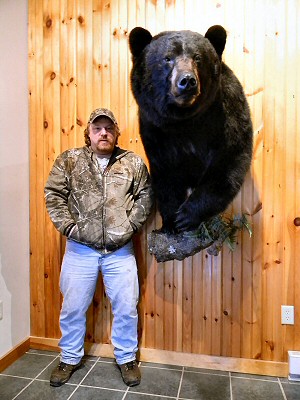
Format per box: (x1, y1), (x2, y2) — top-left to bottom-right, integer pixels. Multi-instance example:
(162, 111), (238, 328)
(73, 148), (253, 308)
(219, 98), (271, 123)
(0, 349), (300, 399)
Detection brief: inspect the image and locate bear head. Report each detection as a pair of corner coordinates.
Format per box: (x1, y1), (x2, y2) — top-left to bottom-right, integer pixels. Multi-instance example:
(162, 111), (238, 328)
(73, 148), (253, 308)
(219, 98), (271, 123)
(129, 25), (227, 125)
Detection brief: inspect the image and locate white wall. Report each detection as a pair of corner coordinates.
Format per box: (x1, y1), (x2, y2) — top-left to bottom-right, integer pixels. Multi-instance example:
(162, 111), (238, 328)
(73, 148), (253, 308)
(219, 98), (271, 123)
(0, 0), (30, 357)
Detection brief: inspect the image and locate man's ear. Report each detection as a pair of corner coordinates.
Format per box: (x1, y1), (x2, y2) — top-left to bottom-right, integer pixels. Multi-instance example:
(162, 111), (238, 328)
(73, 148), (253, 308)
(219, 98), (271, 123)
(205, 25), (227, 59)
(129, 27), (152, 58)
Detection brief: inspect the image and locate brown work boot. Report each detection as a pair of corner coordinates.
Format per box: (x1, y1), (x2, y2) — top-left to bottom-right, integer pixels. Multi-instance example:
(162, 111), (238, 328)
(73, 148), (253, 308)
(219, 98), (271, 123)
(118, 360), (141, 387)
(50, 361), (81, 387)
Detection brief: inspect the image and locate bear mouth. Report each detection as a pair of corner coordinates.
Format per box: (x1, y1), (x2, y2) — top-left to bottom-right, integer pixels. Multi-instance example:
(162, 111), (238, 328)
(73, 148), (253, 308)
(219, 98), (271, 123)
(172, 93), (199, 107)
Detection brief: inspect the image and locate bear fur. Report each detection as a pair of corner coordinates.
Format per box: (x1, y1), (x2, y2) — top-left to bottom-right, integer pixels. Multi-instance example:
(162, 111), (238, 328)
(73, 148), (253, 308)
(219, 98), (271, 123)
(129, 25), (253, 233)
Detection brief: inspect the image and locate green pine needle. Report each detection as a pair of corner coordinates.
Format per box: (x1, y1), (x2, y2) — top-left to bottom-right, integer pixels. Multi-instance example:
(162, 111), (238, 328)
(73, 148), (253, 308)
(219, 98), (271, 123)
(185, 213), (252, 255)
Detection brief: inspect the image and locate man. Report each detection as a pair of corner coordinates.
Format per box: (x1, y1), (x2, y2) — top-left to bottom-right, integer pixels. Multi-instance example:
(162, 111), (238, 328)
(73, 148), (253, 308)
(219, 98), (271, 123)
(44, 108), (153, 387)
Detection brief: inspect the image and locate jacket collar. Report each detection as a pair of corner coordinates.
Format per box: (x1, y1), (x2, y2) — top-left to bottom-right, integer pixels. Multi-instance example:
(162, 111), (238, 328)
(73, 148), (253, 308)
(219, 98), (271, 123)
(85, 146), (131, 165)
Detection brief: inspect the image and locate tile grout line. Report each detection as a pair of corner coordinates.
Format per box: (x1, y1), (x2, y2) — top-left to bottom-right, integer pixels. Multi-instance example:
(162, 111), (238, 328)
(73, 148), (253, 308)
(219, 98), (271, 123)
(140, 364), (183, 372)
(66, 356), (102, 400)
(0, 374), (32, 380)
(277, 377), (288, 400)
(11, 378), (34, 400)
(34, 354), (60, 379)
(11, 354), (60, 400)
(175, 366), (185, 400)
(25, 350), (59, 357)
(129, 392), (176, 399)
(4, 351), (299, 400)
(121, 385), (130, 399)
(178, 369), (230, 377)
(231, 375), (278, 383)
(229, 371), (233, 400)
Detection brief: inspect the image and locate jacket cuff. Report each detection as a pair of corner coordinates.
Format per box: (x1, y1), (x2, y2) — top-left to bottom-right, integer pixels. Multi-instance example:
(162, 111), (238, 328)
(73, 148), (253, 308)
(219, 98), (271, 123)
(63, 223), (76, 237)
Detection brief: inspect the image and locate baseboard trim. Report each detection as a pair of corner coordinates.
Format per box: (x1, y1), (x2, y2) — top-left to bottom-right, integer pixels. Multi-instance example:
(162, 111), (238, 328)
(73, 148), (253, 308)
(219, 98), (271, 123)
(29, 336), (288, 377)
(0, 338), (30, 373)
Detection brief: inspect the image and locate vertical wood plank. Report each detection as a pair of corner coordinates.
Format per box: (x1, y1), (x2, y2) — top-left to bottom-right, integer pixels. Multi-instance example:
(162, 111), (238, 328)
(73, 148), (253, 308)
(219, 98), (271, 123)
(29, 0), (46, 337)
(294, 0), (300, 352)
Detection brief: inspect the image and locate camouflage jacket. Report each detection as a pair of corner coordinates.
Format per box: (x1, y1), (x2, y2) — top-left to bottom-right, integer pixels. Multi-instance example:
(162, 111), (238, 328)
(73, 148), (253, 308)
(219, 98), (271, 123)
(44, 146), (153, 253)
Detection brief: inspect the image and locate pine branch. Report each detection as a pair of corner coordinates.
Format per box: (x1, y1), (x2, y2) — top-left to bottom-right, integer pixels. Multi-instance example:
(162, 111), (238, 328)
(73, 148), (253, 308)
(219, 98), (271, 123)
(148, 213), (252, 262)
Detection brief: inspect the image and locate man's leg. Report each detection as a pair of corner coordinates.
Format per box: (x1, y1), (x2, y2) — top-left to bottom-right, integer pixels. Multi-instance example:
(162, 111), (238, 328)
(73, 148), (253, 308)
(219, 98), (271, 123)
(101, 241), (141, 386)
(50, 240), (100, 386)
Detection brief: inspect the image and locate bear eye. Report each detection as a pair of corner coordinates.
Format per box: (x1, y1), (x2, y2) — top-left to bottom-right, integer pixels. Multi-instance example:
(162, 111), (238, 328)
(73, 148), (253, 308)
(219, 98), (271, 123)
(194, 54), (201, 62)
(164, 56), (172, 63)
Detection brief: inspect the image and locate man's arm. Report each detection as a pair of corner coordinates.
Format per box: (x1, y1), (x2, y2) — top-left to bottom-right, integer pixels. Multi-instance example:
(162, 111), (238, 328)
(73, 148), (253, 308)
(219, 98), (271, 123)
(128, 159), (154, 231)
(44, 154), (76, 236)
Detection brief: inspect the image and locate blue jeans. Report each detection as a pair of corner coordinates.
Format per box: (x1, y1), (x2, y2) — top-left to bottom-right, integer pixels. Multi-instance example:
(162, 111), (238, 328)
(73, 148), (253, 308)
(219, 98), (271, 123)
(59, 239), (139, 365)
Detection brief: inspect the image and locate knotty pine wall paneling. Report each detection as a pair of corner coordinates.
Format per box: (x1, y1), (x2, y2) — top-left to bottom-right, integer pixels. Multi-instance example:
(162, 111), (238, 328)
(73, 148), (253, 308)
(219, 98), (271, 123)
(28, 0), (300, 365)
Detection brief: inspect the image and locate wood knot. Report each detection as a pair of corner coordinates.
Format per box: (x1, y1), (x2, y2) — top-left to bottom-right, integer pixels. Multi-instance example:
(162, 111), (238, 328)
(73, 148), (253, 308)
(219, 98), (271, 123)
(264, 262), (269, 270)
(44, 121), (48, 129)
(46, 18), (52, 28)
(223, 310), (229, 316)
(78, 15), (84, 24)
(76, 118), (83, 127)
(44, 273), (48, 278)
(50, 72), (56, 80)
(265, 340), (275, 351)
(294, 217), (300, 226)
(93, 299), (99, 307)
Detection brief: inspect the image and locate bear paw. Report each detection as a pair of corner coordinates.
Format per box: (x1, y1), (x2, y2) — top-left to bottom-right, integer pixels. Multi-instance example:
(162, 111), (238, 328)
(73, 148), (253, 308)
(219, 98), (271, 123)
(175, 205), (200, 232)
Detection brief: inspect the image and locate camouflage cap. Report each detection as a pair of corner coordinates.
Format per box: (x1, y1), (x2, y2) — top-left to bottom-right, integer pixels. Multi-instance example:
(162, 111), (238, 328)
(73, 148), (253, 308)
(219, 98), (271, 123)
(88, 108), (118, 125)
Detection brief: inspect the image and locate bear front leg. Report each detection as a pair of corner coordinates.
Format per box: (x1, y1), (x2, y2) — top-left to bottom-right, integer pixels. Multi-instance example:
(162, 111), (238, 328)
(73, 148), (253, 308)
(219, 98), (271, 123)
(175, 180), (236, 232)
(152, 175), (186, 234)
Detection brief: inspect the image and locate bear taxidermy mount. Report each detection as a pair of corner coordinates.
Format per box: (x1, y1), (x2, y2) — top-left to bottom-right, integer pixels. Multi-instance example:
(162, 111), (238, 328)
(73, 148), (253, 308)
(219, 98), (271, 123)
(129, 25), (253, 237)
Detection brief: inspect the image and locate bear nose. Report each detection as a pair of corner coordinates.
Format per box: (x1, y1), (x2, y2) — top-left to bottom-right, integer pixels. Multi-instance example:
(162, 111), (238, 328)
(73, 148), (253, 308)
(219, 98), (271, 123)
(177, 73), (198, 92)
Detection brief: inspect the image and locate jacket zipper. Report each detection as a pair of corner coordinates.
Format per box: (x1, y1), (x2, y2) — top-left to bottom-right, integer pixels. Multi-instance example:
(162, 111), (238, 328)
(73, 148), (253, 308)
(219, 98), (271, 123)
(102, 165), (112, 250)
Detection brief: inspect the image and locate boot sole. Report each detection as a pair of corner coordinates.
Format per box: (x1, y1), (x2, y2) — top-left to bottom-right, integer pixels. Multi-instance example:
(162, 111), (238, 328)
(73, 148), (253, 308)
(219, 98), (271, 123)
(50, 363), (82, 387)
(125, 379), (141, 387)
(50, 380), (68, 387)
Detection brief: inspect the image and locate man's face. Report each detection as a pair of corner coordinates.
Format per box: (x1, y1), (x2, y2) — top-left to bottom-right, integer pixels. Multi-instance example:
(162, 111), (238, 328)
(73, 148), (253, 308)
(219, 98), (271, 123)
(88, 117), (118, 156)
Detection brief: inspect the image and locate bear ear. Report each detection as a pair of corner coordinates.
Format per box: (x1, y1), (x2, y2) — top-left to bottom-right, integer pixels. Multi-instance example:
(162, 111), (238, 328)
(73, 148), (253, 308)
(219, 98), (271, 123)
(129, 27), (153, 58)
(205, 25), (227, 59)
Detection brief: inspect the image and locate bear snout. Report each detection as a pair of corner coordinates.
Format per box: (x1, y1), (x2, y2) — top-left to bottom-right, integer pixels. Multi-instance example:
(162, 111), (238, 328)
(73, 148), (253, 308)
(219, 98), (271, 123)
(170, 57), (200, 105)
(177, 72), (198, 92)
(171, 70), (200, 106)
